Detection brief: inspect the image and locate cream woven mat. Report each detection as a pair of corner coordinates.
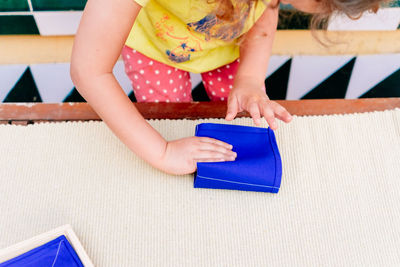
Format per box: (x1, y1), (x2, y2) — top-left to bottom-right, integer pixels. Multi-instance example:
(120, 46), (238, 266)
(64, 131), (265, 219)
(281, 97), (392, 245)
(1, 109), (400, 266)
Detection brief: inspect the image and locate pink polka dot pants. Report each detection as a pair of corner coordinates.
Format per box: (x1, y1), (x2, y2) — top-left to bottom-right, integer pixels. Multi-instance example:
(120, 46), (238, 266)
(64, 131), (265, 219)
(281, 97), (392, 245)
(121, 45), (239, 102)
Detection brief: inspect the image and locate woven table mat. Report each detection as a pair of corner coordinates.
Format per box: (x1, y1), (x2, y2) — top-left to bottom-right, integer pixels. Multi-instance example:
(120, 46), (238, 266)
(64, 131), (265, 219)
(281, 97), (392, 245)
(1, 109), (399, 266)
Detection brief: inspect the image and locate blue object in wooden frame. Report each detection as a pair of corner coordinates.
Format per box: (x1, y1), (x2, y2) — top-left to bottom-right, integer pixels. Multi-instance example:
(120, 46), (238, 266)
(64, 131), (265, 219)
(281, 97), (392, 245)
(0, 235), (84, 267)
(194, 123), (282, 193)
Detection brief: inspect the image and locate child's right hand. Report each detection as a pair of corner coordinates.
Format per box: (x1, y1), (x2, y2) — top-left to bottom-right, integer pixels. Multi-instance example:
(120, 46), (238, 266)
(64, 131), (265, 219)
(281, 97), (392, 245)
(159, 137), (236, 175)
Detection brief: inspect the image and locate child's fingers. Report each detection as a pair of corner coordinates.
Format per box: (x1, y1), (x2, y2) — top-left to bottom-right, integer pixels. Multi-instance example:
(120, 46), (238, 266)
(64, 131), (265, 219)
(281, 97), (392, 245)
(271, 101), (293, 123)
(274, 112), (293, 123)
(247, 102), (261, 126)
(195, 158), (235, 163)
(198, 137), (233, 149)
(226, 96), (239, 121)
(198, 142), (233, 154)
(261, 104), (277, 130)
(193, 150), (237, 162)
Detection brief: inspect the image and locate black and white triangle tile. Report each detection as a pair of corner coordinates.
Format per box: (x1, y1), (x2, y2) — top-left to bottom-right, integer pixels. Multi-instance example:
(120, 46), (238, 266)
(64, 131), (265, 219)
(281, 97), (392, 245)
(0, 60), (133, 103)
(286, 55), (355, 99)
(346, 54), (400, 98)
(0, 54), (399, 103)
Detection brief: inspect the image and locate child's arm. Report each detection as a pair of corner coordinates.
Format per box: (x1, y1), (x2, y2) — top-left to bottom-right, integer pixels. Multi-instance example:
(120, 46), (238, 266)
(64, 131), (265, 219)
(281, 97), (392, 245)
(70, 0), (236, 175)
(226, 2), (293, 129)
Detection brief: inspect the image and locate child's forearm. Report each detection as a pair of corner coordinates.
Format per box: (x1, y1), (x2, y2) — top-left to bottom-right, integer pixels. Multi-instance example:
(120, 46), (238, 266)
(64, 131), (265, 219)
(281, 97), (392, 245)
(73, 71), (168, 169)
(70, 0), (168, 170)
(71, 0), (236, 175)
(235, 4), (279, 89)
(225, 3), (292, 128)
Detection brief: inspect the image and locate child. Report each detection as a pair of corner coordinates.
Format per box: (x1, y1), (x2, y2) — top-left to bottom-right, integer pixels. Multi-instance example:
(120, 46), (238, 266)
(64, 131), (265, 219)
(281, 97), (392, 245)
(70, 0), (381, 175)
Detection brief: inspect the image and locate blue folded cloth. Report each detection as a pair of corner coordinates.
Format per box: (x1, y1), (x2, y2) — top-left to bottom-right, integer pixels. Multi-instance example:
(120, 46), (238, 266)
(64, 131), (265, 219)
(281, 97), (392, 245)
(194, 123), (282, 193)
(0, 235), (83, 267)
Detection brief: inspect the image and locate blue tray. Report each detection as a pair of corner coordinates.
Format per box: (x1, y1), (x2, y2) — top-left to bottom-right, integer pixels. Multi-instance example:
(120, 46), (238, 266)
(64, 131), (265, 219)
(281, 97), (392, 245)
(194, 123), (282, 193)
(0, 235), (84, 267)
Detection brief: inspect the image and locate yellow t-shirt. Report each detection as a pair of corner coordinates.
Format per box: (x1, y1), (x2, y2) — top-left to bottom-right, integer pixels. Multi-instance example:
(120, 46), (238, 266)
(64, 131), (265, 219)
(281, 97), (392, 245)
(126, 0), (268, 73)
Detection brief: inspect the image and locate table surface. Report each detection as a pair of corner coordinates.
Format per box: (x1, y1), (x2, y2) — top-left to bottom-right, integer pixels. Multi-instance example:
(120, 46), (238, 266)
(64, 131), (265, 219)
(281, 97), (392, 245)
(0, 98), (399, 125)
(1, 101), (399, 266)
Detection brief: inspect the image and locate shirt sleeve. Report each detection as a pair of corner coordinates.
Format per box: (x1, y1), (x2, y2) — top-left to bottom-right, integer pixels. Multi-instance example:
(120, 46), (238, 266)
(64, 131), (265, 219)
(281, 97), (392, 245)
(132, 0), (149, 7)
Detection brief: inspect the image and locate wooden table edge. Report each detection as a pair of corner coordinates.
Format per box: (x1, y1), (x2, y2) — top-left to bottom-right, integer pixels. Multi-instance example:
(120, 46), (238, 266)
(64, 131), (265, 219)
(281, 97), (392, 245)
(0, 98), (399, 125)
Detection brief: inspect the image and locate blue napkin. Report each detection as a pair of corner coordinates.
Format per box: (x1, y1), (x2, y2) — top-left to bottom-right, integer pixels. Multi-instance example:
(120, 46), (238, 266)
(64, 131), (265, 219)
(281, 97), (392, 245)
(194, 123), (282, 193)
(0, 235), (83, 267)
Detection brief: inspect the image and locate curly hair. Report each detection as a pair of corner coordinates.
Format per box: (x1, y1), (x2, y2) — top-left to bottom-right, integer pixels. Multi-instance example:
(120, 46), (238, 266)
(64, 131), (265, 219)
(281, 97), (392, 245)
(211, 0), (385, 30)
(310, 0), (381, 30)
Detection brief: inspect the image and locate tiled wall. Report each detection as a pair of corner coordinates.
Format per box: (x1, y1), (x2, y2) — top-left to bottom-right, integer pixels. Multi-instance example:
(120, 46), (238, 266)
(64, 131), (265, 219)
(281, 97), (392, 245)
(0, 0), (84, 35)
(1, 54), (399, 103)
(1, 0), (399, 35)
(0, 0), (399, 102)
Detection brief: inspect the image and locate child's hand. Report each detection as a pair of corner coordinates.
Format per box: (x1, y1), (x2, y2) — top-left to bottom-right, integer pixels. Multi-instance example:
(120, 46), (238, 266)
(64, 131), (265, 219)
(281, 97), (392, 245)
(225, 84), (292, 130)
(159, 137), (236, 175)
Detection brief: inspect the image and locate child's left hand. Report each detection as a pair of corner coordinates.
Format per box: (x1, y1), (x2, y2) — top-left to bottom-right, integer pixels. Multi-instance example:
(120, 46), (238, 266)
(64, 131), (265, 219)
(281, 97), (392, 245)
(225, 82), (293, 130)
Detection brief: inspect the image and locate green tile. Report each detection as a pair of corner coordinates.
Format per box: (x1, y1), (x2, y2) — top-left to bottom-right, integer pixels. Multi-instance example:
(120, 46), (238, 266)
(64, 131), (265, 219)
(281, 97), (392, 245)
(3, 67), (42, 103)
(31, 0), (87, 11)
(0, 0), (29, 11)
(387, 0), (400, 7)
(279, 3), (295, 10)
(63, 88), (86, 102)
(0, 16), (39, 34)
(278, 10), (314, 30)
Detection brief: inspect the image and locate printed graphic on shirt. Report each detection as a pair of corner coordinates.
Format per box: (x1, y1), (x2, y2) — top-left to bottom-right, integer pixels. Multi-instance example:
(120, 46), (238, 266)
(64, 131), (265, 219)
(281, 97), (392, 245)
(154, 1), (254, 63)
(187, 13), (249, 42)
(155, 15), (202, 63)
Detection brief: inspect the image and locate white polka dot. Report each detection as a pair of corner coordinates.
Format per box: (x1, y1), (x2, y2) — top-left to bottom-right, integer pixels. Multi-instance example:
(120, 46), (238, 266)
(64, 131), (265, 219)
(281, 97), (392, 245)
(142, 96), (146, 100)
(134, 74), (138, 79)
(173, 88), (177, 93)
(163, 89), (168, 94)
(137, 59), (142, 64)
(229, 85), (233, 89)
(221, 97), (225, 100)
(145, 80), (150, 84)
(183, 93), (187, 97)
(184, 72), (188, 76)
(139, 70), (144, 74)
(228, 75), (233, 79)
(166, 99), (170, 103)
(149, 89), (154, 94)
(176, 98), (180, 102)
(212, 91), (216, 95)
(226, 64), (230, 69)
(129, 65), (132, 70)
(169, 79), (173, 84)
(174, 68), (178, 72)
(209, 81), (213, 85)
(155, 99), (159, 103)
(217, 77), (222, 82)
(136, 85), (140, 89)
(126, 54), (130, 59)
(237, 59), (240, 63)
(208, 72), (212, 76)
(217, 69), (222, 73)
(221, 88), (225, 92)
(156, 81), (160, 85)
(149, 61), (153, 65)
(132, 49), (137, 53)
(185, 82), (189, 86)
(179, 85), (183, 89)
(155, 70), (160, 75)
(179, 75), (182, 79)
(167, 70), (172, 75)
